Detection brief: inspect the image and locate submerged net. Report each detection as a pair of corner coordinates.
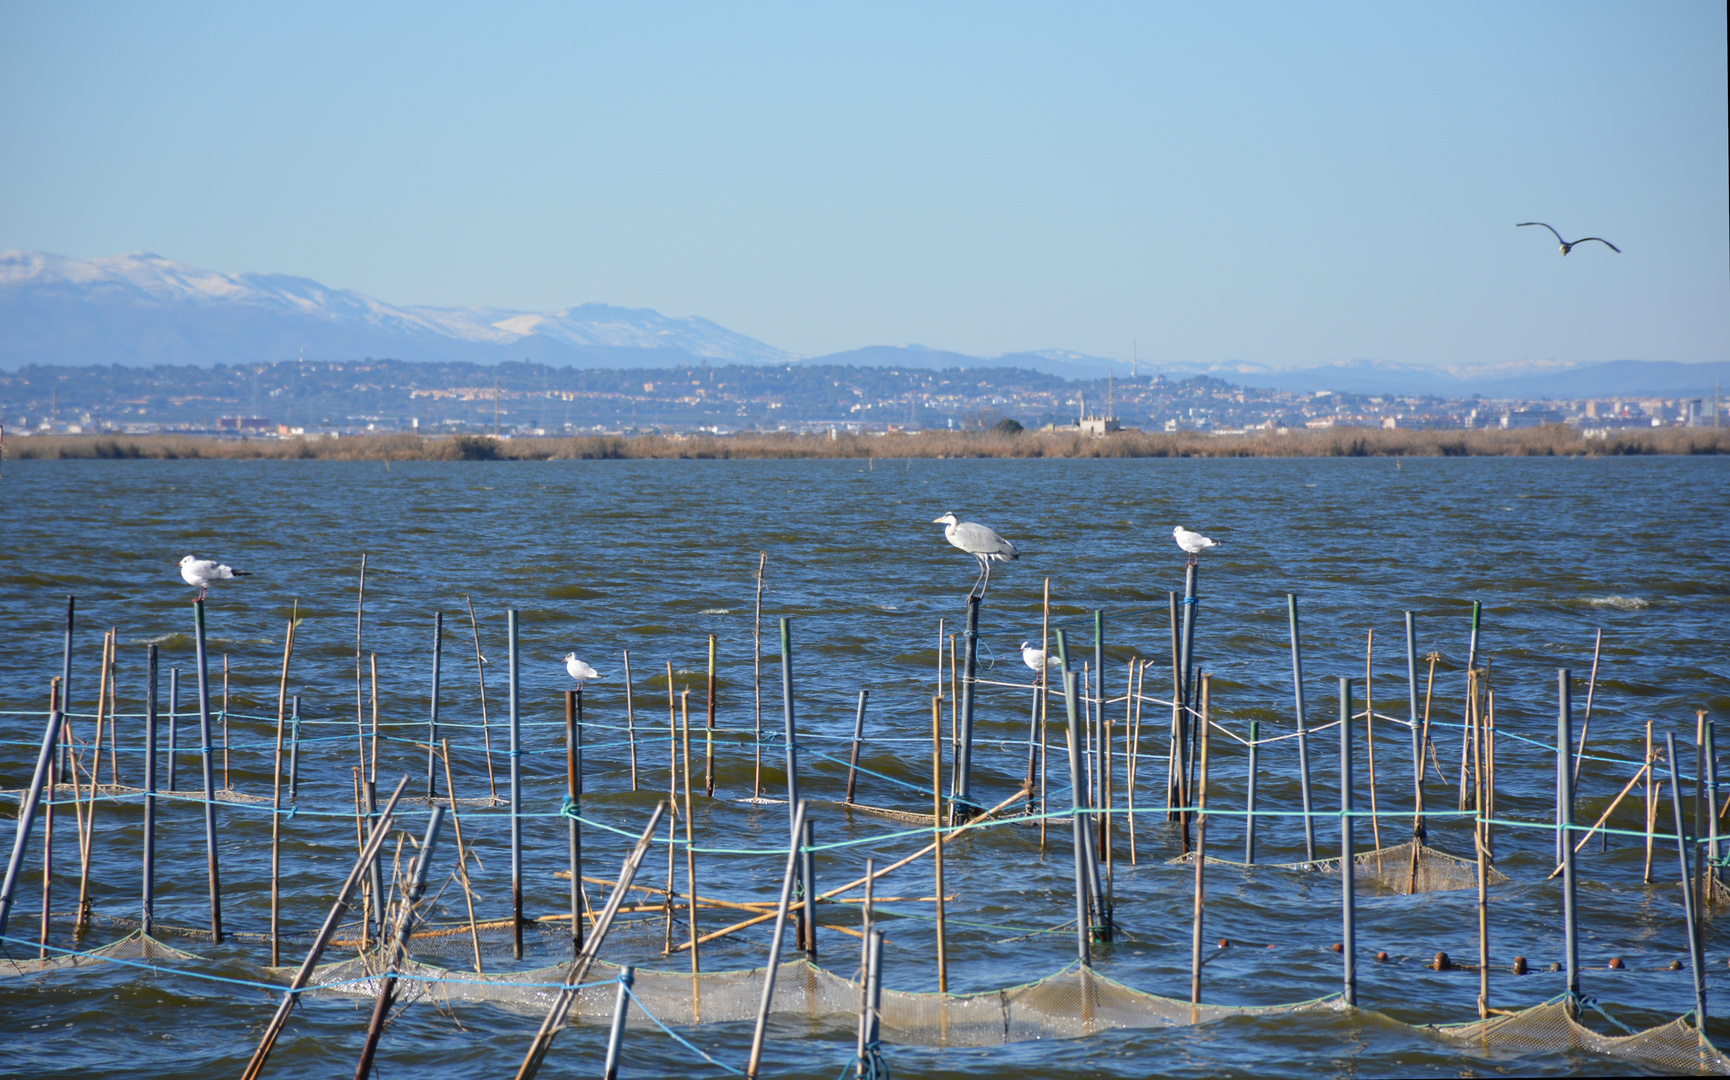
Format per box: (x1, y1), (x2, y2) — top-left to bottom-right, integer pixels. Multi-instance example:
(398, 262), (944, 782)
(1168, 840), (1509, 893)
(0, 929), (203, 977)
(1433, 999), (1726, 1074)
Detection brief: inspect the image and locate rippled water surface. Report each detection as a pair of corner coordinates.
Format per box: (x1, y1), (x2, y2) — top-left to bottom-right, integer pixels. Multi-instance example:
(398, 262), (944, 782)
(2, 456), (1728, 1077)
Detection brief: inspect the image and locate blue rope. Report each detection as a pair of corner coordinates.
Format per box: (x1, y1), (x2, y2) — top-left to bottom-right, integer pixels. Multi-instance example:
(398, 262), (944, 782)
(623, 985), (746, 1074)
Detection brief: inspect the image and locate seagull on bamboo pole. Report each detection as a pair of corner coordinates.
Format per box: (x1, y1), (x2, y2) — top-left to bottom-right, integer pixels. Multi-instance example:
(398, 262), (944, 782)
(1517, 222), (1621, 256)
(178, 555), (250, 600)
(563, 653), (601, 691)
(1172, 526), (1219, 566)
(933, 512), (1019, 599)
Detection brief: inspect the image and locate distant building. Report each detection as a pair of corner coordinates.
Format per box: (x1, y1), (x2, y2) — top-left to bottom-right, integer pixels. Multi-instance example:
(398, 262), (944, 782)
(1077, 384), (1122, 436)
(1500, 408), (1562, 429)
(218, 416), (272, 432)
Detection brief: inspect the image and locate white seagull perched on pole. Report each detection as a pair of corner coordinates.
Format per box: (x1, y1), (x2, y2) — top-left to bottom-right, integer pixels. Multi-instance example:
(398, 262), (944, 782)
(563, 653), (601, 691)
(933, 512), (1019, 598)
(1517, 222), (1621, 256)
(1172, 526), (1219, 565)
(1021, 640), (1059, 682)
(178, 555), (250, 600)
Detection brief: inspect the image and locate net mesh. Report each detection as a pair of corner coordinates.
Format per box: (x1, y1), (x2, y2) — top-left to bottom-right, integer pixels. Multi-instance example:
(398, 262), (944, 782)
(1168, 841), (1508, 893)
(1433, 999), (1727, 1074)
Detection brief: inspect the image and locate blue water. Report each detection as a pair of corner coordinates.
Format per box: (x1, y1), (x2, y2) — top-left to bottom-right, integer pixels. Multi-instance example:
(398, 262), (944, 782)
(1, 455), (1727, 1077)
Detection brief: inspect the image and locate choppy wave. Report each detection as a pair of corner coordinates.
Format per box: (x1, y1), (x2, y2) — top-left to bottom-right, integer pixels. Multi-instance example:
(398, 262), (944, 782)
(1586, 595), (1650, 610)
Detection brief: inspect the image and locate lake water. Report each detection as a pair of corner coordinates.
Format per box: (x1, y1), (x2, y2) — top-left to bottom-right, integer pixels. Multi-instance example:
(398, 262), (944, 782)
(2, 455), (1727, 1077)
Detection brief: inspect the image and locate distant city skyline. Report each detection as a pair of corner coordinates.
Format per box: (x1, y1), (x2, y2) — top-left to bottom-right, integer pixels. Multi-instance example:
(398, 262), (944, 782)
(1, 3), (1725, 369)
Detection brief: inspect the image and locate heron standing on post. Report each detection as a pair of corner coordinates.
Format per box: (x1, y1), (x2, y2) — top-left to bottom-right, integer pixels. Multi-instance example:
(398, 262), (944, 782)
(933, 512), (1019, 599)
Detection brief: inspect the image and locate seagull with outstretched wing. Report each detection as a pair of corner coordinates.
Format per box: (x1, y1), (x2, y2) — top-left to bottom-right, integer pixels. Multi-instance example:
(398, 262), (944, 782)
(1517, 222), (1620, 256)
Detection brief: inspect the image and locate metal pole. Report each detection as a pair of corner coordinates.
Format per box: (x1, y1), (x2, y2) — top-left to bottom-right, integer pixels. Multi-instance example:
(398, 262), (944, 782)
(168, 667), (180, 793)
(193, 600), (223, 942)
(602, 966), (635, 1080)
(1180, 566), (1199, 803)
(425, 611), (443, 798)
(365, 781), (383, 942)
(1707, 722), (1722, 892)
(288, 696), (301, 801)
(1666, 734), (1709, 1030)
(1405, 611), (1424, 842)
(1340, 676), (1356, 1007)
(801, 818), (817, 960)
(846, 690), (868, 805)
(780, 619), (800, 825)
(857, 927), (885, 1079)
(143, 645), (158, 935)
(956, 595), (981, 816)
(509, 608), (523, 959)
(1190, 676), (1210, 1010)
(1244, 719), (1259, 864)
(1288, 594), (1316, 862)
(567, 688), (583, 953)
(0, 706), (66, 940)
(747, 799), (809, 1079)
(1460, 600), (1481, 804)
(59, 596), (73, 777)
(1557, 668), (1578, 1003)
(1061, 664), (1091, 966)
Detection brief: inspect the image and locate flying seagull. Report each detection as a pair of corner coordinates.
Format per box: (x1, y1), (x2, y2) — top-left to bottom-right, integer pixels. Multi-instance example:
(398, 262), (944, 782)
(563, 653), (601, 691)
(178, 555), (249, 600)
(1021, 640), (1059, 681)
(1517, 222), (1621, 256)
(1172, 526), (1219, 565)
(933, 512), (1019, 599)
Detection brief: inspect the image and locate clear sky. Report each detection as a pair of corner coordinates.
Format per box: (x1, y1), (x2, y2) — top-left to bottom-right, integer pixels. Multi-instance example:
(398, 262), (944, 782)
(1, 1), (1725, 367)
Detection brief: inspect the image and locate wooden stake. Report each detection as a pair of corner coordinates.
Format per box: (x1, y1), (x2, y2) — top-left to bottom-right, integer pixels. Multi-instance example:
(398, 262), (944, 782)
(1572, 629), (1603, 794)
(1644, 719), (1657, 883)
(1189, 674), (1211, 1019)
(1129, 658), (1144, 865)
(368, 653), (380, 785)
(221, 652), (231, 793)
(354, 554), (368, 780)
(1040, 578), (1050, 850)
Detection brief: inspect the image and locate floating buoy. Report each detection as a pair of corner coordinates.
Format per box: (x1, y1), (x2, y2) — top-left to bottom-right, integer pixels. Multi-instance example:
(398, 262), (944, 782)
(1669, 960), (1683, 971)
(1375, 951), (1389, 963)
(1330, 942), (1343, 953)
(1217, 938), (1231, 949)
(1433, 952), (1452, 971)
(1512, 956), (1528, 975)
(1608, 957), (1625, 970)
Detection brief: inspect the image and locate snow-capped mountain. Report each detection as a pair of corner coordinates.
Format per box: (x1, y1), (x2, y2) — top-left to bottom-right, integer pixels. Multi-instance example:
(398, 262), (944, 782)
(0, 251), (795, 368)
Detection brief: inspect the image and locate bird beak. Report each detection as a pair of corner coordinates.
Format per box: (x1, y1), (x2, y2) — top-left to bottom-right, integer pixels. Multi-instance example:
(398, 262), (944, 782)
(932, 516), (945, 524)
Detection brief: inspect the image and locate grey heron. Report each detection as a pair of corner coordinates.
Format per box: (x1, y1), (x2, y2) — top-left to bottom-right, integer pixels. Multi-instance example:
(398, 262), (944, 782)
(1172, 525), (1219, 565)
(178, 555), (250, 600)
(933, 512), (1019, 598)
(563, 653), (601, 691)
(1517, 222), (1621, 256)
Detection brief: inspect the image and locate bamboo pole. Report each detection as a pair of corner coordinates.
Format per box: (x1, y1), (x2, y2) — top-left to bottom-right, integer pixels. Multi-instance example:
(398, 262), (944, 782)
(753, 552), (766, 800)
(1572, 629), (1603, 795)
(40, 678), (60, 955)
(1549, 761), (1650, 879)
(932, 695), (948, 993)
(673, 786), (1030, 953)
(270, 617), (295, 967)
(623, 649), (638, 791)
(92, 629), (111, 789)
(1040, 578), (1050, 849)
(369, 653), (380, 786)
(1476, 698), (1490, 1021)
(664, 661), (678, 952)
(0, 690), (67, 944)
(221, 652), (231, 793)
(425, 611), (443, 799)
(705, 636), (717, 797)
(745, 800), (806, 1080)
(463, 594), (498, 801)
(680, 690), (701, 977)
(355, 554), (368, 779)
(1288, 594), (1315, 862)
(107, 630), (121, 787)
(1128, 658), (1142, 865)
(1365, 630), (1381, 852)
(440, 740), (484, 974)
(142, 654), (157, 937)
(1645, 720), (1657, 883)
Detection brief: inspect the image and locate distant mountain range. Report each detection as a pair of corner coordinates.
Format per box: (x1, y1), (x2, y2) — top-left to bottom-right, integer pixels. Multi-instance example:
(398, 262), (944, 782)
(3, 250), (1723, 398)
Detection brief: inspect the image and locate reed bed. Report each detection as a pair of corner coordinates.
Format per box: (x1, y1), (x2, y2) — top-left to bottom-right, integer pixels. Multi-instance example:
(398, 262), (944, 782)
(7, 425), (1729, 462)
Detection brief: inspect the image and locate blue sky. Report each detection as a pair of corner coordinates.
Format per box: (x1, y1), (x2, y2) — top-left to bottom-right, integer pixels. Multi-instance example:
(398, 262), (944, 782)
(1, 1), (1724, 367)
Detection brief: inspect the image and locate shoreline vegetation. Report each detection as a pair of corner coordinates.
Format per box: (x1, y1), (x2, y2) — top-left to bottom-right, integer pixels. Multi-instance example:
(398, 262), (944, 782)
(4, 426), (1727, 461)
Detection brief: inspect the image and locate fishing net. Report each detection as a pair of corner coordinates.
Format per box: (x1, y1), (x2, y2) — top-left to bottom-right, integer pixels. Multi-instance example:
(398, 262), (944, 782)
(0, 929), (202, 976)
(1432, 998), (1727, 1074)
(1168, 840), (1508, 893)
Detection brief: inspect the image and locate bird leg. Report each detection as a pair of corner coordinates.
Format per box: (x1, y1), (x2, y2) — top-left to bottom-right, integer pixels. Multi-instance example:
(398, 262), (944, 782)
(969, 555), (987, 599)
(980, 559), (994, 600)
